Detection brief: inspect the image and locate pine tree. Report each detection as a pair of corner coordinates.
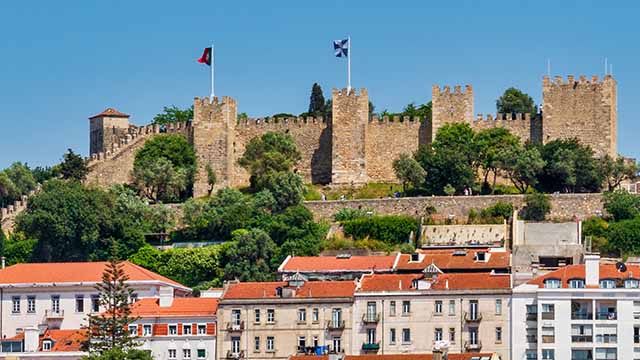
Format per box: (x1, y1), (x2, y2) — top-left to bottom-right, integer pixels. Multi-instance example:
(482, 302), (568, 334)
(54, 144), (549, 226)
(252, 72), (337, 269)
(308, 83), (326, 117)
(84, 257), (139, 354)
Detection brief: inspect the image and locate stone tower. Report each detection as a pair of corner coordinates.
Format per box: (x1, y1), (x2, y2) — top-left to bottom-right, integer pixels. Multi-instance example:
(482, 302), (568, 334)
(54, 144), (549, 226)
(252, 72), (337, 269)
(192, 96), (237, 197)
(431, 85), (474, 141)
(331, 88), (370, 185)
(88, 108), (131, 155)
(541, 75), (617, 157)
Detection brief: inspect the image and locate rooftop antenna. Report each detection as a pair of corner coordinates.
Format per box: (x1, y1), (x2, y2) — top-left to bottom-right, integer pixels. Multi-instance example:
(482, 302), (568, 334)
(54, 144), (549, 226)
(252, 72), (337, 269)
(547, 58), (551, 77)
(609, 63), (613, 76)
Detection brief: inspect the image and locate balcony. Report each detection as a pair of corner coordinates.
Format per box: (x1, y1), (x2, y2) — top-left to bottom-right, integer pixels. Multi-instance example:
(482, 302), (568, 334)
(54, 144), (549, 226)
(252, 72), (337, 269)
(571, 312), (593, 320)
(526, 335), (537, 343)
(541, 335), (555, 344)
(327, 319), (345, 331)
(45, 309), (64, 319)
(595, 311), (617, 320)
(571, 335), (593, 343)
(595, 334), (617, 344)
(226, 321), (245, 332)
(362, 313), (380, 324)
(362, 342), (380, 352)
(297, 346), (318, 354)
(526, 313), (537, 321)
(464, 341), (482, 351)
(226, 351), (245, 359)
(464, 311), (482, 322)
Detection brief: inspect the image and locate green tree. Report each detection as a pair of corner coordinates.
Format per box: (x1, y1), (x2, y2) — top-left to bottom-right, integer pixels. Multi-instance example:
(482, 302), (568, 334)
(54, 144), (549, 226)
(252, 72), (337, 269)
(392, 153), (426, 192)
(237, 132), (302, 189)
(60, 149), (89, 181)
(597, 155), (638, 191)
(134, 134), (196, 172)
(31, 166), (57, 184)
(5, 162), (37, 195)
(522, 192), (551, 221)
(582, 217), (610, 253)
(111, 185), (176, 234)
(84, 257), (139, 355)
(260, 171), (305, 212)
(496, 87), (537, 115)
(475, 128), (520, 192)
(603, 190), (640, 221)
(152, 105), (193, 125)
(308, 83), (326, 117)
(84, 348), (153, 360)
(222, 229), (277, 282)
(0, 172), (18, 206)
(607, 217), (640, 256)
(497, 144), (545, 193)
(537, 139), (602, 193)
(402, 101), (432, 120)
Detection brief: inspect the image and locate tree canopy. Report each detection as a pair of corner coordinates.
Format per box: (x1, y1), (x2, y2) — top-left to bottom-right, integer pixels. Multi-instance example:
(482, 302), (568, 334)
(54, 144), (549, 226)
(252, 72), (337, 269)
(60, 149), (88, 182)
(152, 106), (193, 125)
(496, 87), (537, 115)
(237, 132), (302, 190)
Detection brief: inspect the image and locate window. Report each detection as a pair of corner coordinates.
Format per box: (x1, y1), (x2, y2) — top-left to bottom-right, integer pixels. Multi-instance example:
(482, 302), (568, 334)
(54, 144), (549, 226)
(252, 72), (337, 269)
(572, 324), (593, 342)
(435, 328), (443, 341)
(367, 328), (376, 344)
(197, 349), (206, 359)
(435, 300), (443, 314)
(541, 326), (555, 343)
(130, 293), (138, 303)
(469, 327), (478, 345)
(254, 336), (260, 352)
(366, 302), (377, 321)
(169, 325), (177, 335)
(495, 299), (502, 315)
(197, 324), (207, 335)
(168, 349), (177, 359)
(183, 349), (191, 359)
(449, 328), (455, 342)
(232, 337), (241, 354)
(129, 325), (138, 336)
(389, 301), (396, 316)
(402, 300), (410, 315)
(297, 308), (307, 323)
(254, 309), (261, 323)
(183, 324), (192, 335)
(42, 340), (52, 351)
(495, 327), (502, 343)
(297, 336), (306, 352)
(231, 310), (241, 326)
(143, 324), (152, 336)
(11, 296), (20, 313)
(625, 279), (639, 288)
(402, 328), (411, 344)
(27, 296), (35, 313)
(389, 328), (396, 344)
(600, 279), (616, 289)
(569, 279), (585, 288)
(266, 336), (275, 352)
(332, 308), (342, 326)
(449, 300), (456, 315)
(595, 348), (616, 360)
(312, 308), (319, 323)
(267, 309), (275, 323)
(544, 278), (561, 289)
(541, 303), (555, 320)
(469, 300), (479, 320)
(475, 251), (487, 262)
(542, 349), (555, 360)
(91, 295), (100, 313)
(313, 336), (319, 348)
(51, 296), (60, 313)
(525, 350), (537, 360)
(332, 337), (341, 353)
(526, 304), (537, 320)
(75, 295), (84, 313)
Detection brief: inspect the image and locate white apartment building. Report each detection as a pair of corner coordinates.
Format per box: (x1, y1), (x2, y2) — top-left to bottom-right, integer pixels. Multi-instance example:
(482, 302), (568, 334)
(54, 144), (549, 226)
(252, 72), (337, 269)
(512, 254), (640, 360)
(0, 261), (191, 337)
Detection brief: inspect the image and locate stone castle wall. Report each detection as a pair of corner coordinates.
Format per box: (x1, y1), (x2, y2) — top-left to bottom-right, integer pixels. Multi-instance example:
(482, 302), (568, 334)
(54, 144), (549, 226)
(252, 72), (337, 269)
(331, 88), (370, 184)
(431, 85), (473, 142)
(470, 113), (542, 143)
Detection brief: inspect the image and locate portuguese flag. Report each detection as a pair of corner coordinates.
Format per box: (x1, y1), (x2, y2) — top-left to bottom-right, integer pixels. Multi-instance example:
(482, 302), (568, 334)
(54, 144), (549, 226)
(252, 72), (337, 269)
(197, 47), (212, 66)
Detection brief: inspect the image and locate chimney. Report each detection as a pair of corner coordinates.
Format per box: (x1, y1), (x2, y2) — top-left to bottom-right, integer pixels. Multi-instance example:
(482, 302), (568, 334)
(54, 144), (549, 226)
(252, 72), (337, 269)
(23, 327), (39, 352)
(159, 286), (174, 307)
(585, 254), (600, 287)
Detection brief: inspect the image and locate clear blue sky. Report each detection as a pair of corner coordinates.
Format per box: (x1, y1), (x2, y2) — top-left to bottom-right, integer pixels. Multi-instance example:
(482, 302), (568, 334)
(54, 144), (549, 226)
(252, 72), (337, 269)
(1, 0), (639, 168)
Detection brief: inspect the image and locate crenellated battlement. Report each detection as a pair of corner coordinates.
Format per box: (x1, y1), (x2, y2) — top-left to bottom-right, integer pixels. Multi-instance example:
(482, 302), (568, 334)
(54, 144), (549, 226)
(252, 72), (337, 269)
(332, 88), (368, 97)
(543, 74), (615, 87)
(0, 186), (40, 233)
(474, 113), (536, 122)
(237, 116), (327, 127)
(369, 115), (426, 124)
(432, 84), (473, 96)
(193, 95), (237, 107)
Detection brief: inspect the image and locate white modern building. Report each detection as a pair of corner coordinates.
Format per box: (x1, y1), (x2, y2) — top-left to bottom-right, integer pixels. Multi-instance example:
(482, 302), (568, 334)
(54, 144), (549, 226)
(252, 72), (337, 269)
(512, 254), (640, 360)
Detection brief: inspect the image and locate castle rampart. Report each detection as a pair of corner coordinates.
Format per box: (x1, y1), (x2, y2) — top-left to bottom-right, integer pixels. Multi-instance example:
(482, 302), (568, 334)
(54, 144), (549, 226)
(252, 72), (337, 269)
(470, 113), (542, 143)
(431, 84), (473, 141)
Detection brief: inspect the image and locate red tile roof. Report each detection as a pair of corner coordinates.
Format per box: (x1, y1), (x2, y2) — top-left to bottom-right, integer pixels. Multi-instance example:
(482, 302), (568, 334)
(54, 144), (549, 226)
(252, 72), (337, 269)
(396, 248), (510, 271)
(527, 263), (640, 288)
(223, 281), (356, 300)
(6, 329), (87, 352)
(289, 354), (497, 360)
(279, 255), (396, 273)
(358, 273), (511, 292)
(131, 297), (218, 318)
(0, 261), (188, 290)
(89, 107), (130, 119)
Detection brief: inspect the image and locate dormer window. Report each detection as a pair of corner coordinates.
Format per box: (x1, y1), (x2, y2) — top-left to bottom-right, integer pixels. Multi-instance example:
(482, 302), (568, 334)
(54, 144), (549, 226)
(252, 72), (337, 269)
(475, 252), (487, 262)
(544, 279), (561, 289)
(600, 279), (616, 289)
(42, 340), (52, 351)
(569, 279), (585, 289)
(410, 253), (420, 262)
(625, 279), (639, 289)
(275, 287), (283, 297)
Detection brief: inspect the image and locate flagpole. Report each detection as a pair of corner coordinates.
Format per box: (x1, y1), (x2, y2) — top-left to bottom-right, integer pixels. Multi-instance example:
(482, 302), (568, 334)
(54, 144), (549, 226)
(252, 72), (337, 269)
(347, 36), (351, 92)
(210, 44), (215, 101)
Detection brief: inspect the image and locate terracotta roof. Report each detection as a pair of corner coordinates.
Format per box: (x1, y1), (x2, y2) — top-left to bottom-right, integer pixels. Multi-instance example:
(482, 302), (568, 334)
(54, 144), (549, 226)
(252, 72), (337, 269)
(89, 107), (130, 119)
(289, 354), (497, 360)
(527, 263), (640, 288)
(279, 255), (396, 273)
(358, 273), (511, 292)
(5, 329), (87, 352)
(0, 261), (187, 290)
(396, 248), (510, 271)
(131, 297), (218, 318)
(223, 281), (356, 300)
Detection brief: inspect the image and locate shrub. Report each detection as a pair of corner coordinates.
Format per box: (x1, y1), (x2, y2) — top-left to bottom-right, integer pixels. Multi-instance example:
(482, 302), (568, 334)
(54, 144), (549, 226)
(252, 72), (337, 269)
(603, 190), (640, 221)
(342, 215), (418, 245)
(480, 201), (514, 220)
(522, 193), (551, 221)
(333, 207), (374, 222)
(607, 217), (640, 257)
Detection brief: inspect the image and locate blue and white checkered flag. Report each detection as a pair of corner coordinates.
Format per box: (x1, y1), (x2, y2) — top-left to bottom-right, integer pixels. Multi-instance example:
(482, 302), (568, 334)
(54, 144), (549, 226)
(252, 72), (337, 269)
(334, 39), (349, 57)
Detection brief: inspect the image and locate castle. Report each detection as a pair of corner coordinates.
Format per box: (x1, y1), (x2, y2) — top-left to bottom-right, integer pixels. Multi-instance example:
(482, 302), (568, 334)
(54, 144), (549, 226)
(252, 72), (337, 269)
(85, 75), (617, 197)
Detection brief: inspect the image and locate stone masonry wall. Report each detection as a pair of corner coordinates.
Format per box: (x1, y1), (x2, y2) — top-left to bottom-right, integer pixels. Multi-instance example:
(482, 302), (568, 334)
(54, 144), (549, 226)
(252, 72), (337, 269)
(470, 113), (543, 143)
(431, 85), (473, 142)
(542, 75), (617, 157)
(305, 193), (604, 221)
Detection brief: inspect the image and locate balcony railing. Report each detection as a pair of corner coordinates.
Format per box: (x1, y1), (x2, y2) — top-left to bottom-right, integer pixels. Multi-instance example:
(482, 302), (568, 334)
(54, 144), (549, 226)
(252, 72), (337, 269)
(45, 309), (64, 319)
(226, 351), (245, 359)
(526, 313), (537, 321)
(571, 335), (593, 343)
(327, 319), (345, 330)
(526, 335), (537, 343)
(571, 312), (593, 320)
(226, 321), (245, 332)
(464, 341), (482, 351)
(541, 312), (555, 320)
(464, 311), (482, 322)
(362, 342), (380, 352)
(595, 311), (617, 320)
(362, 313), (380, 324)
